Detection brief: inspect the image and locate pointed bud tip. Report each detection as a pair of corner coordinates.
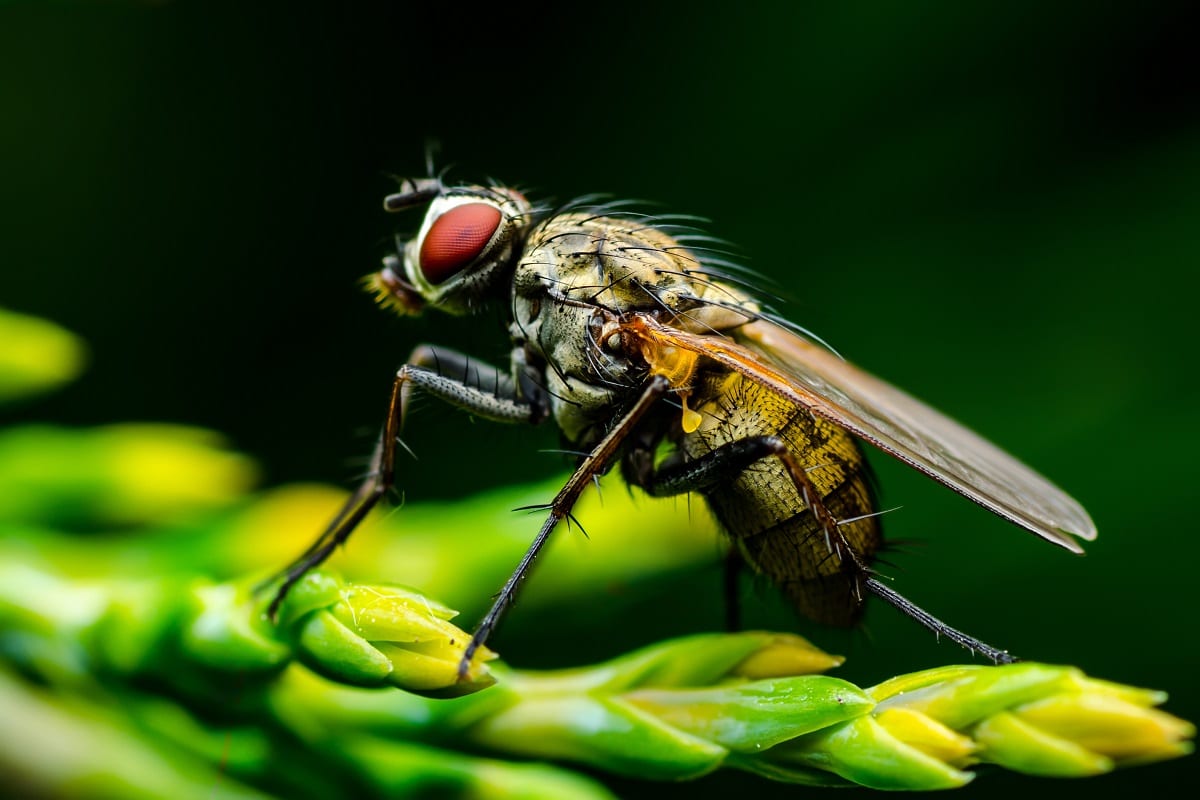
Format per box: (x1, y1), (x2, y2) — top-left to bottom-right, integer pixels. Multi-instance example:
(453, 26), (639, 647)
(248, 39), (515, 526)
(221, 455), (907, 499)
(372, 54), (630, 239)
(732, 633), (843, 679)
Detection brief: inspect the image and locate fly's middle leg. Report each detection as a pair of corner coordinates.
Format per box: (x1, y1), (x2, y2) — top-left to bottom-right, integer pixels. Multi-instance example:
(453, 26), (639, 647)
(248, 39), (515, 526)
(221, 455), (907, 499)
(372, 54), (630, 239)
(262, 345), (546, 618)
(634, 436), (848, 562)
(458, 375), (672, 679)
(627, 435), (831, 631)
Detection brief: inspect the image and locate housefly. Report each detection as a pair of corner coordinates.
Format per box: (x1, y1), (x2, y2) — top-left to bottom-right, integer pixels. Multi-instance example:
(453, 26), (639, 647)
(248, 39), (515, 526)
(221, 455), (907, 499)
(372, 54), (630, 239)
(266, 175), (1096, 674)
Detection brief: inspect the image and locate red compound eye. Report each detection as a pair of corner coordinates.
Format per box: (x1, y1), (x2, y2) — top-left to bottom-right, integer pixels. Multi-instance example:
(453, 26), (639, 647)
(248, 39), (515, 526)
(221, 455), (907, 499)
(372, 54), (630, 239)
(419, 203), (503, 284)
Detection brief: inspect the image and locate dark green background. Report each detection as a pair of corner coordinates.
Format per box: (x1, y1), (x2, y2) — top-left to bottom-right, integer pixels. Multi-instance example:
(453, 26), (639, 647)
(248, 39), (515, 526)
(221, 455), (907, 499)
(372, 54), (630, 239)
(3, 1), (1197, 797)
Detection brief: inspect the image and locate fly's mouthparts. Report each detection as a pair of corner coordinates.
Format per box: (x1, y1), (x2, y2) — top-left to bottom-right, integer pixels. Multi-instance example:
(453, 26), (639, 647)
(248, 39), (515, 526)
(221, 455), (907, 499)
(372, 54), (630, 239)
(371, 258), (425, 315)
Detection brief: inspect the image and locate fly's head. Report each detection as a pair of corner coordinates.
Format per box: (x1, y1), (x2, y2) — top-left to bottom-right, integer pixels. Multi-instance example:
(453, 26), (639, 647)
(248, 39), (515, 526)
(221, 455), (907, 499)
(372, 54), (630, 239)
(367, 178), (533, 316)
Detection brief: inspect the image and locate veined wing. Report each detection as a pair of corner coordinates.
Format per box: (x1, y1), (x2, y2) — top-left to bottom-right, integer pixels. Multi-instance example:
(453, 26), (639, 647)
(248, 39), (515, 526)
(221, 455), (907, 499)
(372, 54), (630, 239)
(627, 313), (1096, 552)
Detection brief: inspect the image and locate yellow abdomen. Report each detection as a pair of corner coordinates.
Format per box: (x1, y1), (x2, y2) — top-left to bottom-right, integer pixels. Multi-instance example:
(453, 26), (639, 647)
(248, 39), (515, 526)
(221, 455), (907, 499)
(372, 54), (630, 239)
(684, 371), (882, 626)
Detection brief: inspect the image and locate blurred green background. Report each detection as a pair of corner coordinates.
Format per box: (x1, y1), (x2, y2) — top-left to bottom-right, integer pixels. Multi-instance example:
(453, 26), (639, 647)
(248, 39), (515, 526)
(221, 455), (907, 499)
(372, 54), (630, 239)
(2, 0), (1197, 797)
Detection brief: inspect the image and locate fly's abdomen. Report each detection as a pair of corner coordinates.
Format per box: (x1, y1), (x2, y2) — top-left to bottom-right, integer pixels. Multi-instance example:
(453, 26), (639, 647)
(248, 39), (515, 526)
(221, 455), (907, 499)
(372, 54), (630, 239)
(685, 372), (882, 626)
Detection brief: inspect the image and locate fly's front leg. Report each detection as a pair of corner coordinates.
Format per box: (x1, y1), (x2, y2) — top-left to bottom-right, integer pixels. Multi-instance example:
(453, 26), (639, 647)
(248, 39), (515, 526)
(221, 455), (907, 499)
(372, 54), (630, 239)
(459, 375), (671, 678)
(263, 345), (547, 618)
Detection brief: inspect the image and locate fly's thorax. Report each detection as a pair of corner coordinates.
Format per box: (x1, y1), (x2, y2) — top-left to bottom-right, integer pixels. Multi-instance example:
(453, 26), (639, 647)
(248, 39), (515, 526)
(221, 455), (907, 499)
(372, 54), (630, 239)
(509, 212), (761, 445)
(509, 295), (643, 446)
(513, 212), (761, 330)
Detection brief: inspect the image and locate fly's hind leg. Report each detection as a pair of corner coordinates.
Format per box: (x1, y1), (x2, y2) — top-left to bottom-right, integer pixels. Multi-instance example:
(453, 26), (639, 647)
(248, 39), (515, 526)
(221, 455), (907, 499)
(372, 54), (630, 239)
(629, 434), (1017, 664)
(261, 345), (548, 618)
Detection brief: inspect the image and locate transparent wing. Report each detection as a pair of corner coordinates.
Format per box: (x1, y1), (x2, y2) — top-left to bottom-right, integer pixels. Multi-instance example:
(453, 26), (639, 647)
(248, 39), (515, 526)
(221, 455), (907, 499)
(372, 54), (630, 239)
(628, 313), (1096, 552)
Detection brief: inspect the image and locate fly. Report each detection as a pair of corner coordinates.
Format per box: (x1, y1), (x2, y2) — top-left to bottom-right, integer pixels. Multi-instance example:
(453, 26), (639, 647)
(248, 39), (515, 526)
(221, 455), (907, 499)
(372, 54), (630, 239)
(264, 175), (1097, 676)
